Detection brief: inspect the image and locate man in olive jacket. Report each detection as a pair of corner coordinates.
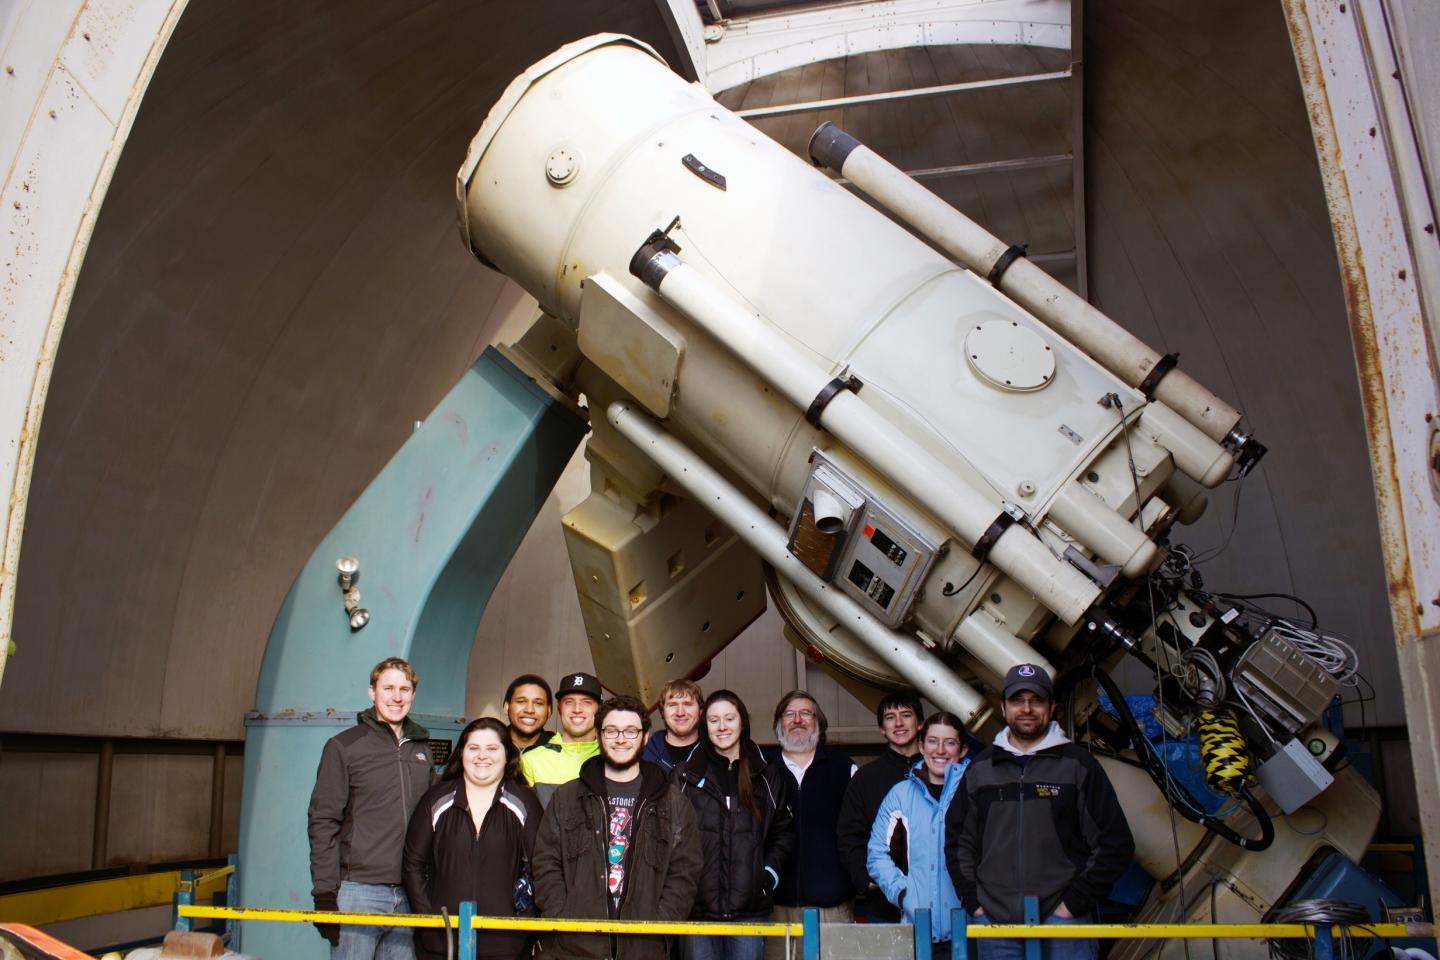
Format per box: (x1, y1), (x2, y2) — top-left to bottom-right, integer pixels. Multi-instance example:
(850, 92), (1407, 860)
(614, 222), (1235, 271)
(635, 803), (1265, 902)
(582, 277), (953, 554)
(534, 695), (702, 960)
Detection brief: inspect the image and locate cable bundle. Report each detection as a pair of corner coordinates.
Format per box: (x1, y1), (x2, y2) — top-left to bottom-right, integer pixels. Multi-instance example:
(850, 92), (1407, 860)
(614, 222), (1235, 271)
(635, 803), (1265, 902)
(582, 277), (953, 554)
(1268, 899), (1373, 960)
(1198, 709), (1249, 795)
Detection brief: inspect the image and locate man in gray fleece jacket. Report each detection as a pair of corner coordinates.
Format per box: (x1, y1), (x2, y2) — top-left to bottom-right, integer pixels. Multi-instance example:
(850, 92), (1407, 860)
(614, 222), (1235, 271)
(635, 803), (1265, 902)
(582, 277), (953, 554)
(945, 664), (1133, 960)
(308, 657), (435, 959)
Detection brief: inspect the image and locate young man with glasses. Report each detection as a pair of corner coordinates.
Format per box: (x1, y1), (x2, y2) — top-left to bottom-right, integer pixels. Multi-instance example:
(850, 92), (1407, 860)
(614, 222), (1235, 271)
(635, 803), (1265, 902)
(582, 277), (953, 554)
(521, 671), (602, 806)
(837, 690), (923, 922)
(764, 691), (857, 959)
(534, 695), (702, 960)
(945, 665), (1133, 960)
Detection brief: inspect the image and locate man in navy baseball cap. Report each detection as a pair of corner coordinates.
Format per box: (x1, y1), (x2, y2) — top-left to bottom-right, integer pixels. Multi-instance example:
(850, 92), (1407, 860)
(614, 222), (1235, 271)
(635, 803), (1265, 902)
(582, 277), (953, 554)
(946, 660), (1133, 960)
(1001, 662), (1053, 700)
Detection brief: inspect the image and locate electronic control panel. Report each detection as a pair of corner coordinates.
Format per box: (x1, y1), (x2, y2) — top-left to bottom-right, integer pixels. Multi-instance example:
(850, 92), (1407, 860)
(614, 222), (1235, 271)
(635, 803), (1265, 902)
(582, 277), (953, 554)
(786, 452), (940, 628)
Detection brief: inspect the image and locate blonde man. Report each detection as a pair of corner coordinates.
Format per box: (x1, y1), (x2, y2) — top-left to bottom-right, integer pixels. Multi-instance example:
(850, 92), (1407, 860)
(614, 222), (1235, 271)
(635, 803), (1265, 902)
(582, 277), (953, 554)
(641, 678), (704, 773)
(308, 657), (434, 958)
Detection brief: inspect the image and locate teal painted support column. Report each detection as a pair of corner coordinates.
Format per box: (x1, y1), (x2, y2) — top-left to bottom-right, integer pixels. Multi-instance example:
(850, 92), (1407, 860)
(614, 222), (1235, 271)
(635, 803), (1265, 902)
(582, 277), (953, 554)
(235, 348), (587, 959)
(174, 869), (194, 933)
(458, 900), (477, 960)
(225, 853), (238, 946)
(952, 908), (969, 960)
(914, 908), (933, 960)
(1312, 927), (1336, 960)
(1023, 896), (1040, 960)
(802, 907), (820, 960)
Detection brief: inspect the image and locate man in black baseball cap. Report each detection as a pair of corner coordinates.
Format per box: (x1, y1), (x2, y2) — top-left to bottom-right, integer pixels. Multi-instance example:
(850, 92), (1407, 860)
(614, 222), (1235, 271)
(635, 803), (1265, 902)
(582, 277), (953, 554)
(945, 663), (1133, 960)
(521, 671), (604, 806)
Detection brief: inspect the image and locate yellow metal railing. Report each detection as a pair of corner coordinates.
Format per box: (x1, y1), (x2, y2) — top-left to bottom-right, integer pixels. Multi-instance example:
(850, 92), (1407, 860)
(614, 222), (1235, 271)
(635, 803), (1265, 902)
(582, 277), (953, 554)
(177, 903), (1434, 960)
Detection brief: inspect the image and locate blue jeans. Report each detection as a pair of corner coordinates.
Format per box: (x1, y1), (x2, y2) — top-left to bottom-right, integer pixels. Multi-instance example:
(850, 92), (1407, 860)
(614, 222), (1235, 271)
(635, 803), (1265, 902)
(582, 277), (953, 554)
(335, 880), (415, 960)
(972, 911), (1096, 960)
(682, 930), (765, 960)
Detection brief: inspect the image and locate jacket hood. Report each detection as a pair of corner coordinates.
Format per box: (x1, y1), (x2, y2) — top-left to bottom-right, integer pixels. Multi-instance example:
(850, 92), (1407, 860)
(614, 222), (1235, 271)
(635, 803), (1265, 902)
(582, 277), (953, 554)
(993, 720), (1070, 756)
(358, 706), (429, 742)
(577, 753), (670, 801)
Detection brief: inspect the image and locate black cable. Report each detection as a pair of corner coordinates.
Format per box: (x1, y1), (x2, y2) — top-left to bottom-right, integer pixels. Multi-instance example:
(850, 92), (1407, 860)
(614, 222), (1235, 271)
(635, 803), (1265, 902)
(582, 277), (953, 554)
(1212, 592), (1319, 629)
(942, 563), (984, 598)
(1093, 667), (1274, 851)
(1268, 900), (1371, 960)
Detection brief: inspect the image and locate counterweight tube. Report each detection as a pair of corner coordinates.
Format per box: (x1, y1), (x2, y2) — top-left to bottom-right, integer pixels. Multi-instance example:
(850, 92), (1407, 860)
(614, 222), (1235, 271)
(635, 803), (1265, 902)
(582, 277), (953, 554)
(808, 122), (1244, 446)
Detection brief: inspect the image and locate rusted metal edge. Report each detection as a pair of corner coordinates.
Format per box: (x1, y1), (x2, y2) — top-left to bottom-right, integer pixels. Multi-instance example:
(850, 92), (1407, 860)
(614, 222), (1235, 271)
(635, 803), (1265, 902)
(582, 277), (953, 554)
(0, 0), (192, 693)
(1281, 0), (1440, 923)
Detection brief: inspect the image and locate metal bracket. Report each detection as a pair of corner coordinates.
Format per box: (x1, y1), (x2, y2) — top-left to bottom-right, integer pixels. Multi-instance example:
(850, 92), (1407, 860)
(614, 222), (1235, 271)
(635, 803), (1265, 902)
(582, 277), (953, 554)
(1137, 352), (1179, 399)
(971, 502), (1027, 560)
(682, 153), (727, 190)
(804, 372), (864, 429)
(986, 243), (1029, 285)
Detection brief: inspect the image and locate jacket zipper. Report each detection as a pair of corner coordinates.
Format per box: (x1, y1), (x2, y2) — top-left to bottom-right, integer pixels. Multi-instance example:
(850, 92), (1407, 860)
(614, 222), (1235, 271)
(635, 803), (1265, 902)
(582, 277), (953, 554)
(1017, 757), (1026, 917)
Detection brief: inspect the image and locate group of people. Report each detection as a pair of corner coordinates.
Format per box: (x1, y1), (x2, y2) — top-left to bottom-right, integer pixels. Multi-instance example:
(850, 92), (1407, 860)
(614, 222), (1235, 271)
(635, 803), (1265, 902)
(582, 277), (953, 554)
(308, 659), (1134, 960)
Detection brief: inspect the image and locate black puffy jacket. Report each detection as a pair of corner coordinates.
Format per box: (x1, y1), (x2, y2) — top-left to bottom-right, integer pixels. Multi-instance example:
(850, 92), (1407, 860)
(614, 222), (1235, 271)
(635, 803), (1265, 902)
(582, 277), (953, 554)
(673, 743), (797, 920)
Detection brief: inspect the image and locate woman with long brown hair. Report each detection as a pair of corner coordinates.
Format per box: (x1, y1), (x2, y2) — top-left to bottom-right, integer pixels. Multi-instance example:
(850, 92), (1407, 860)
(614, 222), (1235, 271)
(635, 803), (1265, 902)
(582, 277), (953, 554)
(403, 717), (542, 960)
(673, 690), (796, 960)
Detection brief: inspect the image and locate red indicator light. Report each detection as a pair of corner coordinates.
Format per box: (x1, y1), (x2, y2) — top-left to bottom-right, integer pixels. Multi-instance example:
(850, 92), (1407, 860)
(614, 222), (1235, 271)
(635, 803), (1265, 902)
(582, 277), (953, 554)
(864, 524), (875, 539)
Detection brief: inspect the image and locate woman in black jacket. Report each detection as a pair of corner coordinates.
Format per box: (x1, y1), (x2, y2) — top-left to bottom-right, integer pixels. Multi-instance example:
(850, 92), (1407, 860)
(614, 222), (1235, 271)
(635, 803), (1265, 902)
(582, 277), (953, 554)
(673, 690), (797, 960)
(403, 716), (543, 960)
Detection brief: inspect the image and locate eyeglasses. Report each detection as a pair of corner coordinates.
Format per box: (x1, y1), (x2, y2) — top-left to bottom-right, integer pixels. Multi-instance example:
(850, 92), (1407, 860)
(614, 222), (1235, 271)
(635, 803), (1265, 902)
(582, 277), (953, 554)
(1007, 695), (1049, 708)
(601, 727), (644, 741)
(782, 709), (816, 721)
(923, 738), (960, 751)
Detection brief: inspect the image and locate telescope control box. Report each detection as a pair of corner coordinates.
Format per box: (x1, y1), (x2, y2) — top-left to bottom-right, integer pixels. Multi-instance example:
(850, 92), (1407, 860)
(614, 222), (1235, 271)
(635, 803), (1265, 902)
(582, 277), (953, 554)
(786, 451), (939, 627)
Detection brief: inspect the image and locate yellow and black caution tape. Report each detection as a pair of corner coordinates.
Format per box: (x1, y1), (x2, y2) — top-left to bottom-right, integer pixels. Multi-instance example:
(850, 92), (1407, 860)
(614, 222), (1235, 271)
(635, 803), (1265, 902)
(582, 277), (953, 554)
(1198, 708), (1249, 795)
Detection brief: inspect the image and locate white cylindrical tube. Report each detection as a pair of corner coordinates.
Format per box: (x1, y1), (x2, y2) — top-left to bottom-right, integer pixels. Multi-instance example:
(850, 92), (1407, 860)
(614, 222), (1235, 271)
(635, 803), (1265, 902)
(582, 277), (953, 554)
(1048, 482), (1160, 579)
(953, 610), (1056, 683)
(607, 400), (989, 725)
(813, 126), (1244, 445)
(1137, 403), (1234, 488)
(642, 253), (1101, 625)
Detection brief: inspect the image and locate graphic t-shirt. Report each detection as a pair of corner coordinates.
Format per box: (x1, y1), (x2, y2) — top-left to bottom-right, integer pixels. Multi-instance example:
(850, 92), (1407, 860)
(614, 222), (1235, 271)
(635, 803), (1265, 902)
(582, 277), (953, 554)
(605, 776), (643, 915)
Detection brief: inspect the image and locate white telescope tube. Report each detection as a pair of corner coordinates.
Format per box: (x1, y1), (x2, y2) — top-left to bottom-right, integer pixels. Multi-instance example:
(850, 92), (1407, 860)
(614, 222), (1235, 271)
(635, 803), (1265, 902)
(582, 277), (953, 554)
(633, 247), (1101, 625)
(953, 610), (1056, 683)
(809, 123), (1243, 446)
(607, 399), (989, 725)
(1048, 482), (1160, 579)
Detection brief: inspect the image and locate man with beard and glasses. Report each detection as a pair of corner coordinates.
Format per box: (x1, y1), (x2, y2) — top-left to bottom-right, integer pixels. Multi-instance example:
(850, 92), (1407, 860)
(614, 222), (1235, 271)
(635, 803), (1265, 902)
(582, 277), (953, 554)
(533, 695), (702, 960)
(836, 691), (923, 922)
(945, 665), (1133, 960)
(764, 691), (857, 959)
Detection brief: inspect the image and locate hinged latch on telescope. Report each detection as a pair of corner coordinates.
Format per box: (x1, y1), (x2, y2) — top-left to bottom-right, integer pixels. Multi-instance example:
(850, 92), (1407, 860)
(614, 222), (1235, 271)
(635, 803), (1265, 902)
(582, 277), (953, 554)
(971, 502), (1027, 560)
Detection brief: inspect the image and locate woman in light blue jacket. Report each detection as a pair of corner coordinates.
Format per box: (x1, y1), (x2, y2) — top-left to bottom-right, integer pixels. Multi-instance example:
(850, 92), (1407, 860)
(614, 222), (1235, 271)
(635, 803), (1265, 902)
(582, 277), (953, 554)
(867, 711), (972, 955)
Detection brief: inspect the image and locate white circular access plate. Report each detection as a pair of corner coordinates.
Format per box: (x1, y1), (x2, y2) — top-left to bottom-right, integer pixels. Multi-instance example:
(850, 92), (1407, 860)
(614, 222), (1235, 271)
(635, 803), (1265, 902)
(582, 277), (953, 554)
(964, 320), (1055, 392)
(545, 144), (581, 186)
